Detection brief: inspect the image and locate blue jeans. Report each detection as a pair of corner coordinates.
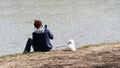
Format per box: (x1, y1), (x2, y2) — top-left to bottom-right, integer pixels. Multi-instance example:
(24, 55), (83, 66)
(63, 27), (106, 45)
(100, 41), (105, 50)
(24, 38), (33, 52)
(23, 38), (51, 53)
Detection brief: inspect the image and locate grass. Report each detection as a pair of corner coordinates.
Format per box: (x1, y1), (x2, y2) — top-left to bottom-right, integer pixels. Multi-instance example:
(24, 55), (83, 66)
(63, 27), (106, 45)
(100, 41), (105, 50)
(0, 42), (120, 68)
(0, 42), (120, 58)
(80, 42), (120, 49)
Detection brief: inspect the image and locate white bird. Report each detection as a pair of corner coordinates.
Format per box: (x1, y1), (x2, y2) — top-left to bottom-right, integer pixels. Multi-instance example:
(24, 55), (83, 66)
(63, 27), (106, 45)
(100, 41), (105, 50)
(67, 39), (76, 52)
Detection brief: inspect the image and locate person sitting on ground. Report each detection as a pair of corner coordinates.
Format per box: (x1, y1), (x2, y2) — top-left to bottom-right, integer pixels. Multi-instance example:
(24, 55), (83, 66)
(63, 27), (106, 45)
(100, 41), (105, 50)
(23, 20), (54, 53)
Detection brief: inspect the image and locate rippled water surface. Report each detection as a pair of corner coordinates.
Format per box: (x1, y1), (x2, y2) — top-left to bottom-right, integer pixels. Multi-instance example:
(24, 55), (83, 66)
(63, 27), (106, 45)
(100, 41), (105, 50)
(0, 0), (120, 56)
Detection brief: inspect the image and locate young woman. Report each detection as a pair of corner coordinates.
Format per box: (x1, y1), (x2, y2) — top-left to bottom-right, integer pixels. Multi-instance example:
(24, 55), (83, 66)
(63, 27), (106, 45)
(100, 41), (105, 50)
(23, 20), (54, 53)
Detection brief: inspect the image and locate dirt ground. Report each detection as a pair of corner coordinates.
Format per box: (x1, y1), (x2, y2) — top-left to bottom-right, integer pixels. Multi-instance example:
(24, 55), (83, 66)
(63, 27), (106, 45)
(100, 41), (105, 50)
(0, 43), (120, 68)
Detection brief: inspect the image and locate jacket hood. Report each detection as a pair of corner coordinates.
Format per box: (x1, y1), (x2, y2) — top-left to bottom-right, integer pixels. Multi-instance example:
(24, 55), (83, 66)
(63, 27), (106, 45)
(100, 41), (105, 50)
(34, 29), (44, 33)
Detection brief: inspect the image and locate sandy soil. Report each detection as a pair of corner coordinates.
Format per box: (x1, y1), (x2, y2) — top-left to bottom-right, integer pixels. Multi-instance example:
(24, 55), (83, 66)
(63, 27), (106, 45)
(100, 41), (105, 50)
(0, 43), (120, 68)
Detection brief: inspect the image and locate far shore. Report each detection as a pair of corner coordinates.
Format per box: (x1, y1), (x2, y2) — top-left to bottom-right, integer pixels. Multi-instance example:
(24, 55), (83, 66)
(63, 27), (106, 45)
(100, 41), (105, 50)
(0, 42), (120, 68)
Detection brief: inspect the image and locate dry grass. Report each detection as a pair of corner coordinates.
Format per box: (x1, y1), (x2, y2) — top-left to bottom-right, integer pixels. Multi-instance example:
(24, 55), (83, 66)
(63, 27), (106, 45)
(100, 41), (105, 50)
(0, 43), (120, 68)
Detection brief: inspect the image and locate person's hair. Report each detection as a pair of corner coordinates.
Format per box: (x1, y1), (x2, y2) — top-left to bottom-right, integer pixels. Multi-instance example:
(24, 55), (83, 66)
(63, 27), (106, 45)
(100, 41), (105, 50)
(34, 20), (42, 29)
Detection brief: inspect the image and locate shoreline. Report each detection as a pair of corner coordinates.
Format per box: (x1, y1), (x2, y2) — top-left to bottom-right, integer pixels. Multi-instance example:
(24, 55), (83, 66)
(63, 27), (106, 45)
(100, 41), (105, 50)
(0, 42), (120, 68)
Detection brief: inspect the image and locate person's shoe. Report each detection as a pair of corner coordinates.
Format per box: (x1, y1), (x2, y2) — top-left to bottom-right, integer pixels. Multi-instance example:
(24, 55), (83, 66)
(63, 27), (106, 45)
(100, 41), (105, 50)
(23, 51), (29, 54)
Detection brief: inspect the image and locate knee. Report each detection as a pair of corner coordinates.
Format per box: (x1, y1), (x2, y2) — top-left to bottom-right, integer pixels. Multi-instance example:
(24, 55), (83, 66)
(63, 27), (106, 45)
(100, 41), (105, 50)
(28, 38), (32, 41)
(27, 38), (33, 43)
(28, 38), (32, 40)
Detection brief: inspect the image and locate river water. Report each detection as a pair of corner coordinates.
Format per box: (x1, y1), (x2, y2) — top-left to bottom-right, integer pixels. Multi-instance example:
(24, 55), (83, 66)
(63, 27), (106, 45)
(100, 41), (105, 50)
(0, 0), (120, 56)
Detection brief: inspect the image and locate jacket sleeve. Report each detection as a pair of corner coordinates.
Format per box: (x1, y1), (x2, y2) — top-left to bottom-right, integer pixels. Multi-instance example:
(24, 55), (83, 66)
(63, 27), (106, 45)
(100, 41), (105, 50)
(46, 29), (54, 40)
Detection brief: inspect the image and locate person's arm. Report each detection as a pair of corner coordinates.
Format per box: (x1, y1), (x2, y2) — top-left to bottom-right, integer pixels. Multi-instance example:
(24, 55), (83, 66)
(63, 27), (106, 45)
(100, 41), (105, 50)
(46, 29), (54, 39)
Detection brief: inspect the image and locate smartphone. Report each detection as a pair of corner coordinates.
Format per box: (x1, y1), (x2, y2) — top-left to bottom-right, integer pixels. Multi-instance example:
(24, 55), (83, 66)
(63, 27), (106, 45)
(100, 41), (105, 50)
(45, 25), (47, 28)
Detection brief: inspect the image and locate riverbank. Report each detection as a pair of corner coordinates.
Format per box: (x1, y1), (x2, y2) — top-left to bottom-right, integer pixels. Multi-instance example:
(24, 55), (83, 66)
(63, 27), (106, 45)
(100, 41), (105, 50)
(0, 42), (120, 68)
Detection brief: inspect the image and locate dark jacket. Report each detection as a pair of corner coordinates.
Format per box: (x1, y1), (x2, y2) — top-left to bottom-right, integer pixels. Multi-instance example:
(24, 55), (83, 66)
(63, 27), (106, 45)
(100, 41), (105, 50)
(32, 28), (53, 52)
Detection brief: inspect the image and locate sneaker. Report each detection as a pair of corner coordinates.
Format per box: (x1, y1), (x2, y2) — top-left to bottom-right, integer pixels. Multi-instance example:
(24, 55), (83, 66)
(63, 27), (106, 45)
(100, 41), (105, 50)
(23, 51), (29, 54)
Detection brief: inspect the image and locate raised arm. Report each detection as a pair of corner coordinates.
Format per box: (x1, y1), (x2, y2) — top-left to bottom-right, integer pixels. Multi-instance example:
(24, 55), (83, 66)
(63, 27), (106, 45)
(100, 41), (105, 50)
(46, 29), (54, 39)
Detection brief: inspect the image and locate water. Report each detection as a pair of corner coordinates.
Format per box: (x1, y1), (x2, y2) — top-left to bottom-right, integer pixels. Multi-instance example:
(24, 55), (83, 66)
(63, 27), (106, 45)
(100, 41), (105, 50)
(0, 0), (120, 56)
